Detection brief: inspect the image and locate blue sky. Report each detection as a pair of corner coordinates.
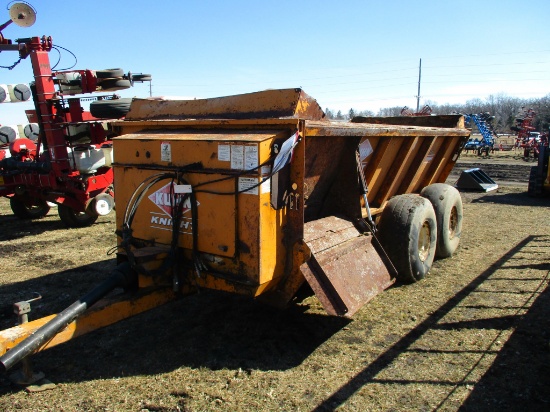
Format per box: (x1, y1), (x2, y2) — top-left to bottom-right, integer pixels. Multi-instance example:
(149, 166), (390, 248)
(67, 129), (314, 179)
(1, 0), (549, 125)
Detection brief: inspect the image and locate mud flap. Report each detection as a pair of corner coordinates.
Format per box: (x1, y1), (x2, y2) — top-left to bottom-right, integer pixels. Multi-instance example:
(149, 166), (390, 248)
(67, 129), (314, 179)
(300, 216), (395, 318)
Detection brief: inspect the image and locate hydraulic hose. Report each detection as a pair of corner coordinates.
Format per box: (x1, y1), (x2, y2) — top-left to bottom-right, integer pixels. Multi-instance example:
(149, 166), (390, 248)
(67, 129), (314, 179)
(0, 263), (136, 373)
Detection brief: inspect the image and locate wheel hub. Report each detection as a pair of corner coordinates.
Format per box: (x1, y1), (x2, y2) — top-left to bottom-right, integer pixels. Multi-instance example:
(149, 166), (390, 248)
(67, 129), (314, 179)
(418, 221), (432, 262)
(448, 206), (458, 239)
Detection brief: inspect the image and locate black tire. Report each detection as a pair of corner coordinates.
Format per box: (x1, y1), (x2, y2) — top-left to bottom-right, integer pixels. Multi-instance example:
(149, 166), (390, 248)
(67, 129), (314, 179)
(10, 197), (50, 219)
(98, 79), (132, 91)
(58, 204), (98, 228)
(131, 74), (152, 82)
(90, 98), (133, 119)
(13, 84), (31, 101)
(96, 68), (124, 78)
(420, 183), (463, 259)
(528, 166), (544, 197)
(378, 194), (437, 283)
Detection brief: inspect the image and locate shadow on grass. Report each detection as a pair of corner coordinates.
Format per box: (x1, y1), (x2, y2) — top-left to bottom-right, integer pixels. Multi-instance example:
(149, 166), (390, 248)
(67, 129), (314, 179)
(0, 213), (113, 242)
(470, 191), (549, 207)
(0, 263), (349, 393)
(458, 277), (550, 411)
(0, 260), (118, 329)
(312, 235), (550, 412)
(0, 214), (66, 241)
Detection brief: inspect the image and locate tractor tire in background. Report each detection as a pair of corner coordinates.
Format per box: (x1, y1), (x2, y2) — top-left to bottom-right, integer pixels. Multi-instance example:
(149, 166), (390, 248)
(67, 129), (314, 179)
(378, 194), (437, 283)
(10, 197), (50, 219)
(90, 98), (132, 119)
(98, 79), (132, 92)
(528, 166), (544, 197)
(58, 204), (98, 228)
(131, 74), (152, 82)
(95, 68), (124, 78)
(420, 183), (463, 259)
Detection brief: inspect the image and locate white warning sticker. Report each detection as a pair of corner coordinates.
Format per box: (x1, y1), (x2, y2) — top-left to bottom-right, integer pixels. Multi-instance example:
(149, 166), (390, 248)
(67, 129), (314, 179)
(161, 141), (172, 162)
(244, 145), (258, 170)
(218, 144), (230, 162)
(231, 145), (244, 169)
(239, 177), (258, 195)
(359, 138), (373, 161)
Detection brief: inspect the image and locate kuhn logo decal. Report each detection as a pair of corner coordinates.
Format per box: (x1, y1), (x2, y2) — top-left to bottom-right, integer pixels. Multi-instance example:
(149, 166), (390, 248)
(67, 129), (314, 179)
(148, 182), (194, 217)
(148, 182), (199, 233)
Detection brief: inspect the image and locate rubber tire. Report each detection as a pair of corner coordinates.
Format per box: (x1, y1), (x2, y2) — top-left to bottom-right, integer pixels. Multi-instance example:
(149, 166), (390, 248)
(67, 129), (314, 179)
(90, 98), (132, 119)
(131, 74), (152, 81)
(98, 79), (132, 91)
(58, 204), (98, 228)
(528, 166), (544, 197)
(420, 183), (463, 259)
(10, 197), (50, 219)
(378, 194), (437, 283)
(96, 68), (124, 78)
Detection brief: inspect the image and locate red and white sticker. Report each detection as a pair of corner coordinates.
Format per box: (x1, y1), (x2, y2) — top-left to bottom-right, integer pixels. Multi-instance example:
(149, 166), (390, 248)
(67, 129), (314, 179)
(148, 182), (194, 217)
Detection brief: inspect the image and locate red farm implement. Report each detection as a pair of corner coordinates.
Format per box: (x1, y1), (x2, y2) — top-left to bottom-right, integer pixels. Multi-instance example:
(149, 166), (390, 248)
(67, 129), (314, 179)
(0, 2), (150, 227)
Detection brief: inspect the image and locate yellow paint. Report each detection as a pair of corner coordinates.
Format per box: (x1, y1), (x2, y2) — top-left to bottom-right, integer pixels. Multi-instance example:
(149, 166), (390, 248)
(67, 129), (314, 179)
(113, 124), (300, 295)
(0, 91), (474, 358)
(0, 288), (176, 356)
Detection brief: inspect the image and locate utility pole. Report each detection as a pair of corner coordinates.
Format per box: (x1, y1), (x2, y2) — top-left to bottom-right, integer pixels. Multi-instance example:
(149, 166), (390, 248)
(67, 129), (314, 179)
(416, 58), (422, 113)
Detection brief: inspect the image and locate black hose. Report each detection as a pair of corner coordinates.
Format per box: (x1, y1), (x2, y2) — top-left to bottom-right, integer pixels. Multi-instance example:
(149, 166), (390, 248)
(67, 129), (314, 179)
(0, 263), (136, 373)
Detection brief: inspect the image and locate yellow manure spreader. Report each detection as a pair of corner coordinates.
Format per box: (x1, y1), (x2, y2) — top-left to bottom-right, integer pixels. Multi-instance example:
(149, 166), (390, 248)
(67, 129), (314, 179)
(0, 88), (469, 377)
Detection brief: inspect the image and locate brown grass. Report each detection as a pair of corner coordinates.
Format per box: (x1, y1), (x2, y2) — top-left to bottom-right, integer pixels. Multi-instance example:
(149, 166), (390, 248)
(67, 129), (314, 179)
(0, 172), (549, 411)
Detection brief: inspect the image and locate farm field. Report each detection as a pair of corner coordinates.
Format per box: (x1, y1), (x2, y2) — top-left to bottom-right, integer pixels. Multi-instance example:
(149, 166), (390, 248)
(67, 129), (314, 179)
(0, 153), (549, 411)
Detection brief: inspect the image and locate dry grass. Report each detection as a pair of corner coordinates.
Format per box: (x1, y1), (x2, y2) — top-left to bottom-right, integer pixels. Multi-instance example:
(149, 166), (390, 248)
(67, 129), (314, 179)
(0, 171), (549, 411)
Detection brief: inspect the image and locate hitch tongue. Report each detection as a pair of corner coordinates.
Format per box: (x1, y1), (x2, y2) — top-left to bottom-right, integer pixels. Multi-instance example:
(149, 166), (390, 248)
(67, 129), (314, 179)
(1, 263), (135, 376)
(8, 293), (54, 390)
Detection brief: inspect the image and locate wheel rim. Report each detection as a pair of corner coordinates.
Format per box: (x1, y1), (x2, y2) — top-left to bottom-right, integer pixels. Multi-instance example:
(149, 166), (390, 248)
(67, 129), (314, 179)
(448, 206), (458, 239)
(418, 221), (432, 262)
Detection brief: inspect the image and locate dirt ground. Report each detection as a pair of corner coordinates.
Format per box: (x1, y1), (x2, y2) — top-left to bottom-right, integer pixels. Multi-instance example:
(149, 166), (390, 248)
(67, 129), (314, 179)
(0, 149), (549, 412)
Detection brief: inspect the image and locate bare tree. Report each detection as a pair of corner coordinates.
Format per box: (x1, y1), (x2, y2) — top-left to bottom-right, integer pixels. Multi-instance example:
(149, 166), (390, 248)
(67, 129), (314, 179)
(324, 94), (550, 134)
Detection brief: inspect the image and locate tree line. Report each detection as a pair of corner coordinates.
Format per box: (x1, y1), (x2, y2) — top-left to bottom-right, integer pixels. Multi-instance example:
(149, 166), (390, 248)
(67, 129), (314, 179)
(325, 93), (550, 134)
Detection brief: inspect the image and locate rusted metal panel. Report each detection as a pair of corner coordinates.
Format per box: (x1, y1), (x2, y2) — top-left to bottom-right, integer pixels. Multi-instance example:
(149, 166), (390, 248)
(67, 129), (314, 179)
(300, 216), (394, 318)
(351, 114), (464, 129)
(405, 137), (445, 192)
(304, 119), (469, 214)
(305, 120), (469, 138)
(362, 137), (392, 201)
(419, 136), (461, 188)
(396, 136), (436, 194)
(373, 136), (419, 206)
(364, 137), (404, 205)
(302, 136), (363, 222)
(436, 136), (465, 184)
(124, 88), (326, 121)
